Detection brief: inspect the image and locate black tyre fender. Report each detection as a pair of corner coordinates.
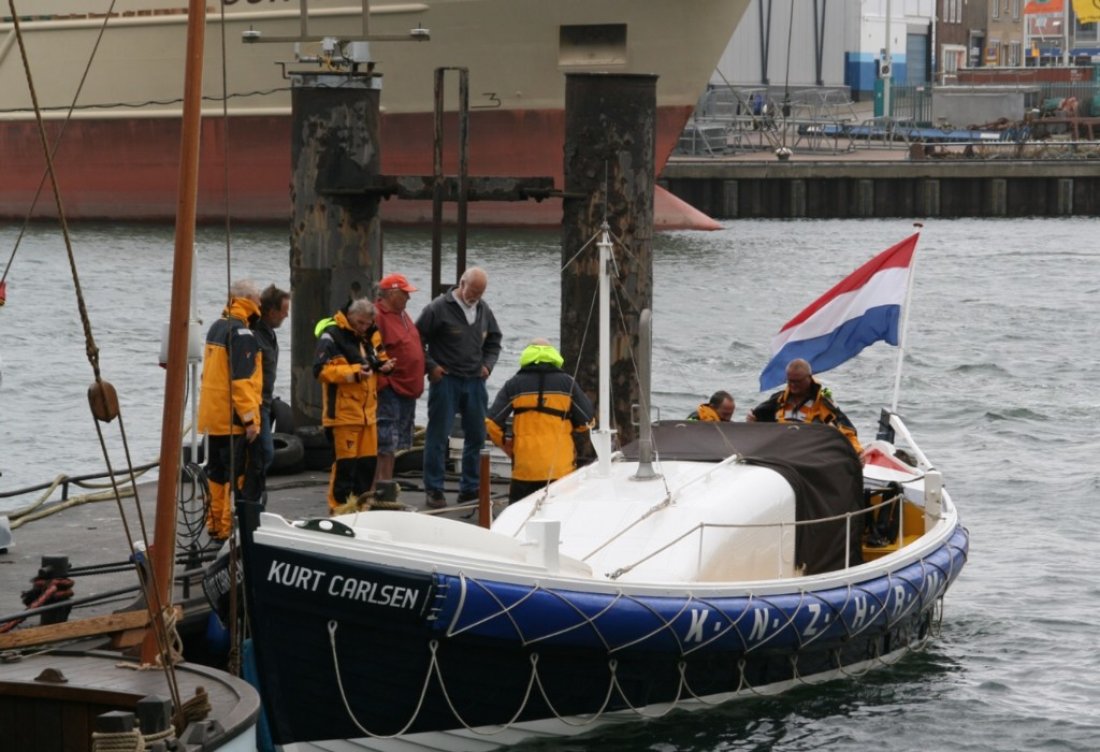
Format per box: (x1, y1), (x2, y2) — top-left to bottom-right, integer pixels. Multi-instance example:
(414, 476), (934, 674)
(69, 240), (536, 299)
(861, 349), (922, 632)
(269, 432), (305, 475)
(295, 425), (334, 471)
(271, 396), (294, 434)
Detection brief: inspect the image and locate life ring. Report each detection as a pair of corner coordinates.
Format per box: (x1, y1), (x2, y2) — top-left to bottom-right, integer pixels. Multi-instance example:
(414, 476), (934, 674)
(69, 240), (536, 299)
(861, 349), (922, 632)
(269, 432), (305, 475)
(271, 396), (294, 434)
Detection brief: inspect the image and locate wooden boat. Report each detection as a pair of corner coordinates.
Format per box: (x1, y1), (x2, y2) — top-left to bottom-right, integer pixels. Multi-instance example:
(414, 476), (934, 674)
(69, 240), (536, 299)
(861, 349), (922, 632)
(0, 2), (261, 748)
(238, 230), (969, 751)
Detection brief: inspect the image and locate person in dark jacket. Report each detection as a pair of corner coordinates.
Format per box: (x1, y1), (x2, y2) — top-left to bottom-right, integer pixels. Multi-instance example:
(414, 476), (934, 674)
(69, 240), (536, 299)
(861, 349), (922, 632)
(486, 339), (594, 503)
(687, 390), (735, 422)
(253, 284), (289, 470)
(415, 267), (502, 509)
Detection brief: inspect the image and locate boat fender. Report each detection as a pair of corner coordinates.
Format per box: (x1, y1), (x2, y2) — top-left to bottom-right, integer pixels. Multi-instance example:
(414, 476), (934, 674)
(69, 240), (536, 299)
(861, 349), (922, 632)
(269, 433), (305, 475)
(271, 396), (294, 434)
(296, 425), (334, 471)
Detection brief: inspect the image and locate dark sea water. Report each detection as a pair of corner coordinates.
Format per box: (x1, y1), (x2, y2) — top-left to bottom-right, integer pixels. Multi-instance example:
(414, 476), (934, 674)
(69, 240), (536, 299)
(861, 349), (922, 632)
(1, 218), (1098, 750)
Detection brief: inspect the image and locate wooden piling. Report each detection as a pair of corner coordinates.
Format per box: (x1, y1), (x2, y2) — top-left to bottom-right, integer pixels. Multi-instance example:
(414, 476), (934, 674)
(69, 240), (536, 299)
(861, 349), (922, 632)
(289, 72), (383, 426)
(561, 73), (656, 449)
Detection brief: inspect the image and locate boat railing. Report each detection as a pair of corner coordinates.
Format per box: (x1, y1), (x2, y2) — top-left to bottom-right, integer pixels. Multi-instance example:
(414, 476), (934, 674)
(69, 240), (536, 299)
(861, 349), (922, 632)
(607, 496), (913, 581)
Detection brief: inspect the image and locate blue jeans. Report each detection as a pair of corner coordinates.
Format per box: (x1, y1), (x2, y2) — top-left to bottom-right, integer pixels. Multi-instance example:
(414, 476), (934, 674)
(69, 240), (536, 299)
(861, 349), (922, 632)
(259, 406), (274, 471)
(423, 374), (487, 495)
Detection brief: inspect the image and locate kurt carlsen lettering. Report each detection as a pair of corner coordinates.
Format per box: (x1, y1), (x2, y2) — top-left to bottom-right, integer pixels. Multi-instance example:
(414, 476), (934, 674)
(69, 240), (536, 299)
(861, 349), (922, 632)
(265, 559), (422, 611)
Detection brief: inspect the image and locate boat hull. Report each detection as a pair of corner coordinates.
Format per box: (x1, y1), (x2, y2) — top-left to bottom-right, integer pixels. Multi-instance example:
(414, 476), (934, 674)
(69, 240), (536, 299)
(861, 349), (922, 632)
(0, 106), (710, 227)
(245, 524), (969, 745)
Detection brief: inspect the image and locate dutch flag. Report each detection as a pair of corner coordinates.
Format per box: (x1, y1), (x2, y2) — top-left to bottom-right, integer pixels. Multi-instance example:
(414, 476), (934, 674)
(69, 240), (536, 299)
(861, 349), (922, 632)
(759, 233), (919, 392)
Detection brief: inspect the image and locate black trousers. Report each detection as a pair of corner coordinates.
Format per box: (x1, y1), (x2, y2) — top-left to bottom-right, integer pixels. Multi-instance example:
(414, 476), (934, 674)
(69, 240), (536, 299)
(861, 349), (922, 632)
(207, 433), (266, 502)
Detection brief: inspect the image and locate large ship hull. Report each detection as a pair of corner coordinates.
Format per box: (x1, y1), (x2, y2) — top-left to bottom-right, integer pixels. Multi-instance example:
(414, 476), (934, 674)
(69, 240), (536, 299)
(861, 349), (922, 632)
(0, 1), (750, 227)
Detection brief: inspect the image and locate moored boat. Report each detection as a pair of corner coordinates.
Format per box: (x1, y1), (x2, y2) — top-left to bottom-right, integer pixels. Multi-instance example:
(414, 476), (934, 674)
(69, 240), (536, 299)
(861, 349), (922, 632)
(237, 226), (969, 750)
(0, 3), (261, 748)
(0, 0), (750, 228)
(240, 415), (967, 750)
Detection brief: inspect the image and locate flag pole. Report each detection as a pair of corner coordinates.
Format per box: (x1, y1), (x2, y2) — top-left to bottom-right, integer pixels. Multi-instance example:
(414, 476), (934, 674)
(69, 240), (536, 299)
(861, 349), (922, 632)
(890, 231), (920, 413)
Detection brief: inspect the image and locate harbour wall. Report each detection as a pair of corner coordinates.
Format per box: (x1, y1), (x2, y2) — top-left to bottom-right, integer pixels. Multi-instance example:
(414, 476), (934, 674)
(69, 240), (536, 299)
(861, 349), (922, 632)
(660, 159), (1100, 219)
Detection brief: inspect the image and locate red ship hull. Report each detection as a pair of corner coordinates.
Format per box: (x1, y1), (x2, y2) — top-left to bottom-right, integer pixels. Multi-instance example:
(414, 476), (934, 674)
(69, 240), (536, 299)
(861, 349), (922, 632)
(0, 104), (716, 229)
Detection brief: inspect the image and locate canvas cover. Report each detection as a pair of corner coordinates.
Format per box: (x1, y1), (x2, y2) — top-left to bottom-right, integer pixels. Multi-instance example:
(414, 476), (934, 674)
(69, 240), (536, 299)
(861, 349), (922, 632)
(621, 420), (865, 574)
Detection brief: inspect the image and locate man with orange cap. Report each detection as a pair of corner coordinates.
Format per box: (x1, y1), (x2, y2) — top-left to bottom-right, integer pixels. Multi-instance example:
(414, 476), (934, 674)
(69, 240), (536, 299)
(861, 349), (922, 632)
(372, 273), (425, 488)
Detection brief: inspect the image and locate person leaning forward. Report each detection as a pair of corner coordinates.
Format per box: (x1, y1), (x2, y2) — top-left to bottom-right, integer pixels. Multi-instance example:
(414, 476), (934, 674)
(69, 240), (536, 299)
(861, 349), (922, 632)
(416, 266), (502, 509)
(486, 339), (594, 503)
(372, 273), (425, 489)
(314, 298), (396, 512)
(747, 358), (862, 454)
(197, 279), (265, 541)
(688, 390), (735, 422)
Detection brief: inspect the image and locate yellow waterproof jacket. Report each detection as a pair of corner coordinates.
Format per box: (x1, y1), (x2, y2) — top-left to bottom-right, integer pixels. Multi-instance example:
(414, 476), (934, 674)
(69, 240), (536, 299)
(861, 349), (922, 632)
(314, 311), (388, 428)
(750, 379), (862, 454)
(485, 355), (594, 483)
(197, 297), (263, 436)
(688, 403), (721, 422)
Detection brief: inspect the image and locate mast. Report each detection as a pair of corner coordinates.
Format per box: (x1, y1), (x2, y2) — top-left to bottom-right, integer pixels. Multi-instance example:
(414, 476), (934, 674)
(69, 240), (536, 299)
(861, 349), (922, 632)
(589, 224), (615, 476)
(142, 0), (207, 664)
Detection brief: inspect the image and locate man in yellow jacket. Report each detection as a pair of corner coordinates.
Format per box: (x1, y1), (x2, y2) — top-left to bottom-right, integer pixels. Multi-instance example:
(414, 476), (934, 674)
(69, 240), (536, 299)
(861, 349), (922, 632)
(486, 339), (594, 503)
(314, 298), (396, 512)
(197, 280), (265, 540)
(687, 390), (735, 422)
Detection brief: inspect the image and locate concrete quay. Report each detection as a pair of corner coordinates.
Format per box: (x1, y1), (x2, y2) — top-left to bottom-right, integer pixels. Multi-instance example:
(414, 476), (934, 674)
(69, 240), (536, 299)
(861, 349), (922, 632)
(661, 142), (1100, 220)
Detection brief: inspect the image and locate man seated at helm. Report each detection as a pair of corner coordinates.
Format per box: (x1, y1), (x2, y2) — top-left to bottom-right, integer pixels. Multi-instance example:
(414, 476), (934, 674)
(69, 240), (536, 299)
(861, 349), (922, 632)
(687, 390), (735, 422)
(747, 358), (861, 454)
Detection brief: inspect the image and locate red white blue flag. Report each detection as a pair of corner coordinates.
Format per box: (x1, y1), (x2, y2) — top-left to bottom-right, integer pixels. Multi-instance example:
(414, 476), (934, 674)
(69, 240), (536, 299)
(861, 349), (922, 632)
(759, 233), (919, 391)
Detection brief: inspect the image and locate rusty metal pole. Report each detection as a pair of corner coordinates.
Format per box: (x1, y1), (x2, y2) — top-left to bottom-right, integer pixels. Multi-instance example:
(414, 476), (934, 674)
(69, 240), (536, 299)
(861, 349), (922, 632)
(478, 447), (491, 529)
(456, 68), (469, 279)
(561, 73), (656, 449)
(289, 71), (383, 427)
(431, 68), (445, 298)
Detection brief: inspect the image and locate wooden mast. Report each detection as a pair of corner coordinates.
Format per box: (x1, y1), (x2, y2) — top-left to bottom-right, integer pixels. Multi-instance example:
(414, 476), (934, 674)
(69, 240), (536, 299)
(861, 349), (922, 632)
(142, 0), (207, 664)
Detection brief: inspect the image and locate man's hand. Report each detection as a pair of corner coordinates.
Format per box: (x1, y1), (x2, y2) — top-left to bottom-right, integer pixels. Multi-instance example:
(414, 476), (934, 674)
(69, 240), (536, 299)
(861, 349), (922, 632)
(429, 364), (447, 383)
(245, 422), (260, 442)
(480, 365), (490, 379)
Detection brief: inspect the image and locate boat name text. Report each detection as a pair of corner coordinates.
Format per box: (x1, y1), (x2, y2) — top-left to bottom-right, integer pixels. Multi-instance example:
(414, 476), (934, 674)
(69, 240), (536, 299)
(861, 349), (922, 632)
(265, 559), (421, 610)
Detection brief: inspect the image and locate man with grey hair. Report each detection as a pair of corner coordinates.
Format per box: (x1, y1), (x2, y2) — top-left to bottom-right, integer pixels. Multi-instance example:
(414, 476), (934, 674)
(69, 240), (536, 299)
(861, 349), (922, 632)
(315, 297), (396, 512)
(197, 280), (264, 540)
(747, 358), (861, 454)
(415, 266), (502, 508)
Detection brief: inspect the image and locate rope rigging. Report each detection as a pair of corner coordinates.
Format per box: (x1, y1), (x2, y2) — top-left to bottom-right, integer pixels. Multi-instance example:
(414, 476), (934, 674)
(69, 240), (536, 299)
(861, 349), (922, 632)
(4, 0), (190, 716)
(0, 0), (119, 298)
(320, 546), (959, 739)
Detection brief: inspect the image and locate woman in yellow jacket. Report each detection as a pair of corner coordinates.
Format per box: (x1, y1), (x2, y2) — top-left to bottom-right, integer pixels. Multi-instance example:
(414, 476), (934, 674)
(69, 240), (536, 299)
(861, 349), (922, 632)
(486, 340), (594, 503)
(196, 282), (264, 540)
(314, 299), (395, 511)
